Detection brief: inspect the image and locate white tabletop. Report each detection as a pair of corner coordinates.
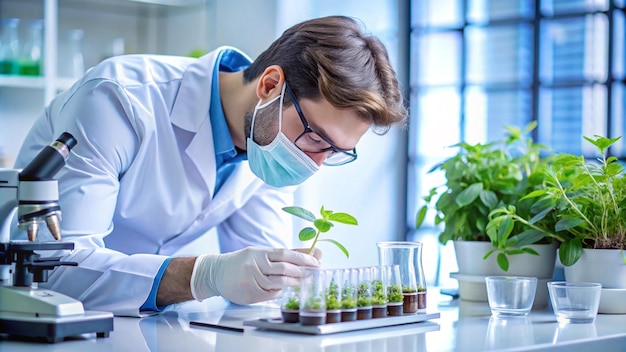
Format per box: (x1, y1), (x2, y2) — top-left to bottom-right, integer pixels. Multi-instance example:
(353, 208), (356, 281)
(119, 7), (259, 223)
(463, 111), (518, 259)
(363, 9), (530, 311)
(1, 290), (626, 351)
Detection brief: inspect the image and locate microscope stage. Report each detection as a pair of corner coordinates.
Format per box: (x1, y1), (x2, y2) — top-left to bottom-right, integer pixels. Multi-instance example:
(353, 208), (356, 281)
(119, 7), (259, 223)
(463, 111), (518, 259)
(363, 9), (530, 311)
(0, 310), (114, 343)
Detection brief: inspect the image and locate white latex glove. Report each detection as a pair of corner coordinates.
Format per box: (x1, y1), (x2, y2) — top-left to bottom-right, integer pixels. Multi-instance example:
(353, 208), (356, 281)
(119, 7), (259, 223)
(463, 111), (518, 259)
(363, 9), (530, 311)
(190, 246), (321, 305)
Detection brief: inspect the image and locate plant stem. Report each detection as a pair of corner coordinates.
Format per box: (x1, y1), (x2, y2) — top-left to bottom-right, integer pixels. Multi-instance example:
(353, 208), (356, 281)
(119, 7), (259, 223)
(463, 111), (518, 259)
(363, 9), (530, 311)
(308, 230), (321, 255)
(549, 170), (598, 234)
(511, 214), (565, 242)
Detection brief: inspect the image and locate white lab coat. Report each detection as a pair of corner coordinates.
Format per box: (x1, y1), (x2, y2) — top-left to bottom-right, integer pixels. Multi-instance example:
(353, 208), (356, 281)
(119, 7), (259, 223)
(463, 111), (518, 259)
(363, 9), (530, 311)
(12, 47), (295, 316)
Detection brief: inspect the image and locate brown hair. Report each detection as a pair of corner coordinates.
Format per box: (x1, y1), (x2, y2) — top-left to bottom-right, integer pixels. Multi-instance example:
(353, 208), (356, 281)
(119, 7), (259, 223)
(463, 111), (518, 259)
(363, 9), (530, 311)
(243, 15), (407, 134)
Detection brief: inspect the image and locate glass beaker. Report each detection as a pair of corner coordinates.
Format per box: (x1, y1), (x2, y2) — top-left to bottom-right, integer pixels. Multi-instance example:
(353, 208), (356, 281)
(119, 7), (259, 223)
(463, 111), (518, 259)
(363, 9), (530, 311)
(340, 268), (358, 322)
(280, 285), (300, 323)
(324, 269), (342, 323)
(67, 29), (85, 78)
(299, 268), (326, 325)
(0, 18), (20, 75)
(356, 266), (373, 320)
(18, 19), (43, 76)
(384, 264), (404, 316)
(370, 266), (387, 318)
(377, 241), (427, 313)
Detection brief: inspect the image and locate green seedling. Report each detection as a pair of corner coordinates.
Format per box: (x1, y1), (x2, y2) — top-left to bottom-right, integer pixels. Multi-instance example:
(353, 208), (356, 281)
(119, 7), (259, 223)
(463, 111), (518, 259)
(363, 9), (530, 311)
(371, 279), (387, 305)
(341, 285), (357, 309)
(284, 297), (299, 310)
(326, 279), (341, 310)
(387, 284), (403, 303)
(283, 205), (358, 258)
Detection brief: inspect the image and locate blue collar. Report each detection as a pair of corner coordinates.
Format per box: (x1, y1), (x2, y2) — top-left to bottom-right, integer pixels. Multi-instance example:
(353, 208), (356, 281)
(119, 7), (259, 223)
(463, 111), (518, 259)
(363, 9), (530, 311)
(210, 48), (250, 163)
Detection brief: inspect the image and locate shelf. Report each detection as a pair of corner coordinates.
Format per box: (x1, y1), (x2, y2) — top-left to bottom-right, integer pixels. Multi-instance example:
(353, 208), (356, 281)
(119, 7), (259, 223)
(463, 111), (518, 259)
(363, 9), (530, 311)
(0, 76), (76, 91)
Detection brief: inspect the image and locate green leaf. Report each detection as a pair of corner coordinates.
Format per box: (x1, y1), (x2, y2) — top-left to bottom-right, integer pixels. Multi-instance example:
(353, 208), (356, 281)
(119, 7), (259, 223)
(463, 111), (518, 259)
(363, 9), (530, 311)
(328, 212), (358, 225)
(318, 238), (349, 258)
(520, 189), (547, 200)
(314, 219), (333, 233)
(528, 204), (554, 225)
(522, 120), (538, 134)
(455, 183), (484, 208)
(559, 238), (583, 266)
(298, 227), (317, 241)
(505, 248), (527, 255)
(512, 230), (546, 247)
(480, 190), (498, 209)
(555, 218), (586, 232)
(497, 215), (514, 243)
(320, 206), (333, 219)
(497, 252), (510, 272)
(283, 206), (316, 222)
(584, 135), (620, 152)
(520, 247), (539, 256)
(416, 206), (428, 228)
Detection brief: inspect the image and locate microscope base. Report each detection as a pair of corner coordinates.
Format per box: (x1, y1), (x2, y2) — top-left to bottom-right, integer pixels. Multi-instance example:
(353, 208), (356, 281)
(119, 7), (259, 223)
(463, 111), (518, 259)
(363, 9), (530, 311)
(0, 310), (114, 343)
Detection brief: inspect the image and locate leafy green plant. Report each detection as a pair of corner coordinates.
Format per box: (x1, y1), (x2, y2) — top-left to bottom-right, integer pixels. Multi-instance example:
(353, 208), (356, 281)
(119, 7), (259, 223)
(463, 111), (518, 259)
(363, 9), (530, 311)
(304, 295), (323, 310)
(357, 282), (372, 307)
(415, 122), (558, 271)
(387, 284), (403, 303)
(491, 135), (626, 267)
(284, 297), (299, 310)
(341, 284), (357, 309)
(402, 284), (416, 293)
(326, 278), (341, 310)
(371, 279), (387, 305)
(283, 205), (358, 258)
(282, 285), (301, 310)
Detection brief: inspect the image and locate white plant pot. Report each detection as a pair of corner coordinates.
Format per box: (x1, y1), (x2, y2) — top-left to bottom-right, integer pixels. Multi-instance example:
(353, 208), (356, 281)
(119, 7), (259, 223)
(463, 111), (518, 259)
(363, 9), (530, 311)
(454, 241), (558, 278)
(562, 248), (626, 314)
(563, 248), (626, 288)
(452, 241), (558, 307)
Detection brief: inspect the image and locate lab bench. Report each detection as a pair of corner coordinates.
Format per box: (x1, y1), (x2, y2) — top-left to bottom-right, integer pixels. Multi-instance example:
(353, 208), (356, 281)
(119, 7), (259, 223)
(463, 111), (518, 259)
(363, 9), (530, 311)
(1, 289), (626, 351)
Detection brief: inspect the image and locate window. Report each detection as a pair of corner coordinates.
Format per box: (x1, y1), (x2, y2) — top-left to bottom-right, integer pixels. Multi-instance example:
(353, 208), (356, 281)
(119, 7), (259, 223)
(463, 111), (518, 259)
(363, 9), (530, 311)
(408, 0), (626, 286)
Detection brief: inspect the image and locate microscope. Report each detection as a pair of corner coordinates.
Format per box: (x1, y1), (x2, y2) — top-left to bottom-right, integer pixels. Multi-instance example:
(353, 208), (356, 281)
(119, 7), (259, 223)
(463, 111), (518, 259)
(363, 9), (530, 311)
(0, 133), (113, 343)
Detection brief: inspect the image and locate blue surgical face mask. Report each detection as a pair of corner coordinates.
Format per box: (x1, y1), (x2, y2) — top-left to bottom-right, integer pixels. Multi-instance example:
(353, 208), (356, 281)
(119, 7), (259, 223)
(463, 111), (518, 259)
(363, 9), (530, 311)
(247, 83), (319, 187)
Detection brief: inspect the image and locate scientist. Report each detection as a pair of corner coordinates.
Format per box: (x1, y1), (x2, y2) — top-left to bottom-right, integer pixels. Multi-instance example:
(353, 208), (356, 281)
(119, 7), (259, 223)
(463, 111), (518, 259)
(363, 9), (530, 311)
(12, 15), (407, 316)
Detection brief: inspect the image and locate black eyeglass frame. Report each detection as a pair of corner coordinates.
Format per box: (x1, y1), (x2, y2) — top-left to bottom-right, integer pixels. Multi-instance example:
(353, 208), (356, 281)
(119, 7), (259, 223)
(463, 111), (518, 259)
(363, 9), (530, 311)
(284, 82), (358, 166)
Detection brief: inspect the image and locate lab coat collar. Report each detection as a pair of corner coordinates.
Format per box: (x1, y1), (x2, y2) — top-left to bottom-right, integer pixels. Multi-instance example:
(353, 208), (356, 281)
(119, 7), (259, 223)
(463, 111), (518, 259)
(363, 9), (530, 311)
(169, 47), (250, 198)
(170, 46), (250, 132)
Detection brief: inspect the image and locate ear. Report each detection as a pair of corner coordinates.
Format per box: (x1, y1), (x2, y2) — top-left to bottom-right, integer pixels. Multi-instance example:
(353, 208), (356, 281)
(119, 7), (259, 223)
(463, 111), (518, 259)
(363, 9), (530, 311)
(255, 65), (285, 102)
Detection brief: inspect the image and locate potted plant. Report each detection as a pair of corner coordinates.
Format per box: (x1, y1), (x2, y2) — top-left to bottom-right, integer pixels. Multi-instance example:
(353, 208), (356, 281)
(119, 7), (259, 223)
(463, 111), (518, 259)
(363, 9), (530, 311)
(325, 271), (342, 323)
(280, 286), (300, 323)
(299, 269), (326, 326)
(497, 135), (626, 313)
(416, 122), (558, 304)
(371, 274), (388, 318)
(402, 284), (418, 314)
(356, 279), (373, 320)
(386, 282), (404, 316)
(340, 273), (358, 322)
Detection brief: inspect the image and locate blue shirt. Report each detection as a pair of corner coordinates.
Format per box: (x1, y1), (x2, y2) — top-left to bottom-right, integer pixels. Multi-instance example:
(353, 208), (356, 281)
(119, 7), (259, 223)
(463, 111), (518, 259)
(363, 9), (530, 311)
(140, 49), (250, 312)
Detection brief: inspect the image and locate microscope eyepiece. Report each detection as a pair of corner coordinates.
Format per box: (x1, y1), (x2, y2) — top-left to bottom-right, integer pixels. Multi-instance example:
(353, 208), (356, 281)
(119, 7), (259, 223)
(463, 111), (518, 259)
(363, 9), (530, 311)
(57, 132), (77, 150)
(19, 132), (77, 181)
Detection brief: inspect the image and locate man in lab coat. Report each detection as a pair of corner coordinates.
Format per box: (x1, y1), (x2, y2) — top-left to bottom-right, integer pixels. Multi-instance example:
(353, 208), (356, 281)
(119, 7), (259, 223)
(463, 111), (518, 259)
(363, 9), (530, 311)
(12, 16), (407, 316)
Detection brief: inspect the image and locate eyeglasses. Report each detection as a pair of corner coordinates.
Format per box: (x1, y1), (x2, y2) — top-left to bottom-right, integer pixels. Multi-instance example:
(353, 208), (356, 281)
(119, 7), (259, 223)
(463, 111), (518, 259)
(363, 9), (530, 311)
(284, 82), (358, 166)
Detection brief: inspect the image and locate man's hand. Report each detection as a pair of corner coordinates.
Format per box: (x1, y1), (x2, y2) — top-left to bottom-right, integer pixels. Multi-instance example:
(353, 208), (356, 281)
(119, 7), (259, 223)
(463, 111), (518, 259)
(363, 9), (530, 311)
(190, 246), (321, 305)
(293, 247), (323, 262)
